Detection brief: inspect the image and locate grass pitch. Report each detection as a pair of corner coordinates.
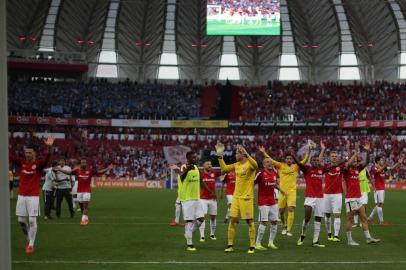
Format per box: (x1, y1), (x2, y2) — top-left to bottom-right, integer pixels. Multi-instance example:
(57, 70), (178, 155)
(11, 189), (406, 270)
(207, 20), (280, 35)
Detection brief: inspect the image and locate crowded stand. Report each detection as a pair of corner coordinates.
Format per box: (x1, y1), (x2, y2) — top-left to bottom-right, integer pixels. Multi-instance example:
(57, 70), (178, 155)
(8, 126), (406, 182)
(238, 81), (406, 121)
(8, 79), (201, 119)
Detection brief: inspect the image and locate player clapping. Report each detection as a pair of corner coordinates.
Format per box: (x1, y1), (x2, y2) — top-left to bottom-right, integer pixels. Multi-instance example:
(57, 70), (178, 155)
(254, 158), (286, 251)
(199, 159), (220, 242)
(170, 151), (205, 252)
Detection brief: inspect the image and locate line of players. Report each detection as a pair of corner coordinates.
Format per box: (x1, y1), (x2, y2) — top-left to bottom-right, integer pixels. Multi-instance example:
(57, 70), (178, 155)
(171, 140), (403, 252)
(221, 7), (280, 26)
(9, 137), (114, 254)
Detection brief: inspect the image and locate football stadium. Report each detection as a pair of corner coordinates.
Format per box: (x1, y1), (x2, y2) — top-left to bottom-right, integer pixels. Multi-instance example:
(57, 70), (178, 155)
(1, 0), (406, 270)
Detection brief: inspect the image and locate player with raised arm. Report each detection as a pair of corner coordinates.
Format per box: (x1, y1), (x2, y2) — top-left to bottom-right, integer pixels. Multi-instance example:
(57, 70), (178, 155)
(344, 141), (380, 245)
(254, 158), (286, 251)
(216, 142), (258, 254)
(353, 168), (371, 227)
(319, 140), (346, 242)
(9, 136), (54, 254)
(68, 159), (114, 225)
(220, 171), (236, 223)
(170, 151), (208, 252)
(199, 159), (220, 242)
(368, 156), (404, 226)
(295, 144), (346, 248)
(259, 144), (310, 237)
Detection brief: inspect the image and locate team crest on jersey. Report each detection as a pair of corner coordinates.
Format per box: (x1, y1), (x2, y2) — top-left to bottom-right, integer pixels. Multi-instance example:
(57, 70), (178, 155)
(32, 165), (37, 170)
(318, 170), (322, 174)
(242, 166), (247, 171)
(336, 167), (340, 171)
(355, 170), (359, 174)
(210, 173), (215, 178)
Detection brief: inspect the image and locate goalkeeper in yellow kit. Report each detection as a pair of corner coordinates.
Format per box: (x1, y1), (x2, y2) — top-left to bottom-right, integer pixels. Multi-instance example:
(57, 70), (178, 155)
(216, 142), (258, 254)
(259, 145), (310, 236)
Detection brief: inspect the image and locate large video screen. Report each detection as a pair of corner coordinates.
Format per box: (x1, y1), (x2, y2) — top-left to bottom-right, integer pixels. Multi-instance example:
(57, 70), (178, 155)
(207, 0), (281, 36)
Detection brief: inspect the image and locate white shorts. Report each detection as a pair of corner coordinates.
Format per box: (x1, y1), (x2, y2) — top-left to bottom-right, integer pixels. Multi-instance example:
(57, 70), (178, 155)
(360, 192), (369, 205)
(72, 181), (78, 195)
(200, 199), (218, 216)
(345, 198), (362, 213)
(304, 197), (324, 217)
(374, 190), (385, 204)
(226, 195), (233, 205)
(77, 192), (91, 202)
(323, 193), (342, 214)
(182, 200), (204, 221)
(258, 204), (278, 222)
(16, 196), (40, 217)
(274, 190), (279, 200)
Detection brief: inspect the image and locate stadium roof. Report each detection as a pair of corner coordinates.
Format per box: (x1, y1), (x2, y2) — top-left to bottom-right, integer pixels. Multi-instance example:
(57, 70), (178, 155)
(6, 0), (406, 84)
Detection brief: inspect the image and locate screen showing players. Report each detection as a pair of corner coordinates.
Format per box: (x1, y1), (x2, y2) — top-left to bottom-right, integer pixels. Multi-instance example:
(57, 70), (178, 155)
(207, 0), (281, 36)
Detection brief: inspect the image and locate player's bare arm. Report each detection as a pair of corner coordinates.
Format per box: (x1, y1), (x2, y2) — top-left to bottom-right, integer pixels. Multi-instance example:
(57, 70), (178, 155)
(318, 140), (326, 165)
(180, 164), (195, 181)
(275, 184), (287, 196)
(97, 164), (115, 175)
(291, 150), (306, 171)
(360, 141), (371, 169)
(170, 164), (182, 174)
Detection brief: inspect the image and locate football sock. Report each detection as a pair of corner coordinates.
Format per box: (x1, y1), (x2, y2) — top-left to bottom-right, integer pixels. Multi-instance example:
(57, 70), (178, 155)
(256, 223), (266, 246)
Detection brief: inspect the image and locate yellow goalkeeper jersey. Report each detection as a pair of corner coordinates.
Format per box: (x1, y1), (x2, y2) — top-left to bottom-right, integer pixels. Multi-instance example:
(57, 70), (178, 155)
(219, 156), (258, 199)
(263, 152), (309, 191)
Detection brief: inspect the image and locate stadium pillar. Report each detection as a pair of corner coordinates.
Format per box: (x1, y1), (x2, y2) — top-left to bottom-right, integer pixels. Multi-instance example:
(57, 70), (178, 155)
(0, 0), (11, 269)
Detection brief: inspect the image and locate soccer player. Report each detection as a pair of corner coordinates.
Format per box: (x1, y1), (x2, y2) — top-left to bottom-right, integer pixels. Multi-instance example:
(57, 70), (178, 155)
(9, 136), (54, 254)
(259, 145), (309, 237)
(295, 151), (343, 248)
(70, 159), (114, 225)
(216, 142), (258, 254)
(368, 156), (404, 226)
(170, 151), (207, 252)
(220, 171), (236, 223)
(255, 158), (286, 251)
(255, 7), (262, 25)
(319, 141), (345, 242)
(353, 168), (370, 227)
(170, 163), (183, 226)
(199, 159), (220, 241)
(344, 142), (380, 245)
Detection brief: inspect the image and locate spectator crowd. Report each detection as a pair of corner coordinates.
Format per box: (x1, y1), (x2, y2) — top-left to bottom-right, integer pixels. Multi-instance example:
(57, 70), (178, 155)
(9, 126), (406, 182)
(239, 81), (406, 121)
(8, 79), (201, 120)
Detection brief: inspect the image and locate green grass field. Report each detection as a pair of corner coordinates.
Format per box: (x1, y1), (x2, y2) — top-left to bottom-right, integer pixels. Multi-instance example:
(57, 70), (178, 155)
(207, 20), (280, 35)
(10, 189), (406, 270)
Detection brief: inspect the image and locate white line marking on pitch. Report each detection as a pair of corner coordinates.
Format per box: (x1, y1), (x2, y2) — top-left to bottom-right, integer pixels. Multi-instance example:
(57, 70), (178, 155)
(11, 222), (406, 226)
(12, 260), (406, 265)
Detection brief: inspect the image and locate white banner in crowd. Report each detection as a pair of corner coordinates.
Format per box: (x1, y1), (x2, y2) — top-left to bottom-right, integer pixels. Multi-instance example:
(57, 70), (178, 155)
(111, 119), (171, 128)
(163, 145), (192, 165)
